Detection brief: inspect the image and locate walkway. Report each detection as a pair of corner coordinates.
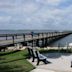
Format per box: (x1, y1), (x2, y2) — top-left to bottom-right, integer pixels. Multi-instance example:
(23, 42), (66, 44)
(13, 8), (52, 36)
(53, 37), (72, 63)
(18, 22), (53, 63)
(28, 53), (72, 72)
(31, 69), (55, 72)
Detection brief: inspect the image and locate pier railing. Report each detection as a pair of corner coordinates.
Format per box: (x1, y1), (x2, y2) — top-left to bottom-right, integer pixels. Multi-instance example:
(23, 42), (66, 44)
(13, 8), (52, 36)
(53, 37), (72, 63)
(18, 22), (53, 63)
(0, 32), (71, 51)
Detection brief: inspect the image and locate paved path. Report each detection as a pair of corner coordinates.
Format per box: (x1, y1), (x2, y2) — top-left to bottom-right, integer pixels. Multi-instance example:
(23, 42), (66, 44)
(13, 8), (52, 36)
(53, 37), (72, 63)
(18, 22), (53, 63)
(31, 69), (55, 72)
(28, 53), (72, 72)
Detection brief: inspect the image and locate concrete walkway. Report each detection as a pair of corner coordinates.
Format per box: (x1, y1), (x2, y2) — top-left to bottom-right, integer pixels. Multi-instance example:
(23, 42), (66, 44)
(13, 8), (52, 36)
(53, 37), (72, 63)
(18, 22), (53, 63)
(31, 69), (55, 72)
(28, 53), (72, 72)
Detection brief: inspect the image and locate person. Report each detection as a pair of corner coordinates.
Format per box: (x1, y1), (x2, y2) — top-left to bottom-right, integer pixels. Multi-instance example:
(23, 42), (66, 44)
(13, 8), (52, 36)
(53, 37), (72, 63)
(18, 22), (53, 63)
(31, 31), (34, 36)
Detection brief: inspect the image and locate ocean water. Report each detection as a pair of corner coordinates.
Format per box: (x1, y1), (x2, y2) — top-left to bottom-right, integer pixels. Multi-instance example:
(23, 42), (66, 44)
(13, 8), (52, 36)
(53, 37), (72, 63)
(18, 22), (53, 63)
(50, 34), (72, 47)
(0, 30), (59, 34)
(0, 30), (56, 40)
(0, 30), (31, 34)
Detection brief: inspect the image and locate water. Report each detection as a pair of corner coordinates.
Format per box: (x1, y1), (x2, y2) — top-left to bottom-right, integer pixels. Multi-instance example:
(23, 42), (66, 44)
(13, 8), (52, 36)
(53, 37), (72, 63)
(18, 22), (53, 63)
(0, 30), (59, 34)
(0, 30), (31, 34)
(0, 30), (57, 41)
(50, 34), (72, 47)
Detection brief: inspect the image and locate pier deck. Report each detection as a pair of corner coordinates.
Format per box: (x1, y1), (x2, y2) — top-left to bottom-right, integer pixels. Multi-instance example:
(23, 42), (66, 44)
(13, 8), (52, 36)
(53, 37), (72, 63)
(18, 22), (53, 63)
(0, 32), (71, 50)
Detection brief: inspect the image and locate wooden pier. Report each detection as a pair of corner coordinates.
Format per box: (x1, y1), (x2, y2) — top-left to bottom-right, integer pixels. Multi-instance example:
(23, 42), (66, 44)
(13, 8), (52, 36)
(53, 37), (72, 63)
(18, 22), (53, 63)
(0, 32), (71, 51)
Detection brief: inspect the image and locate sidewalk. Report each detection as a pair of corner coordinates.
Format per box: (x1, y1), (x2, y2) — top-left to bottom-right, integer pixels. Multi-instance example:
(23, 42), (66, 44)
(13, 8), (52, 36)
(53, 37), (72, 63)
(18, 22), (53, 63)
(28, 53), (72, 72)
(31, 69), (55, 72)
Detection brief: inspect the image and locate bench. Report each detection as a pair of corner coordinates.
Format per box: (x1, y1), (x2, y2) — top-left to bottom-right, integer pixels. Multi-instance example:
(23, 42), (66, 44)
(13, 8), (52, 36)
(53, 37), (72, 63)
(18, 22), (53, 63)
(30, 48), (37, 62)
(27, 46), (33, 59)
(27, 46), (48, 65)
(35, 50), (48, 65)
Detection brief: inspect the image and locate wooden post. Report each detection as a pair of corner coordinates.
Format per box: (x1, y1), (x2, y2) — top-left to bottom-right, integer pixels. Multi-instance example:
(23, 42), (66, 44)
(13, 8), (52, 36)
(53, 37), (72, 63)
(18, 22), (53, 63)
(15, 34), (17, 39)
(36, 39), (39, 47)
(23, 34), (25, 41)
(38, 33), (39, 38)
(33, 40), (36, 47)
(41, 33), (44, 47)
(42, 33), (44, 38)
(47, 38), (49, 45)
(36, 33), (39, 47)
(12, 36), (14, 44)
(58, 43), (60, 53)
(32, 40), (33, 48)
(41, 38), (44, 47)
(6, 34), (7, 40)
(48, 33), (50, 45)
(46, 32), (47, 37)
(45, 38), (47, 47)
(31, 33), (33, 48)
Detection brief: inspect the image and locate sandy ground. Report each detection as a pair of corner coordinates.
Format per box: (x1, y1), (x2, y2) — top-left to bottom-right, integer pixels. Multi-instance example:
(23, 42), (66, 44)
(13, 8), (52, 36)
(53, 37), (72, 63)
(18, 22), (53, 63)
(6, 46), (26, 51)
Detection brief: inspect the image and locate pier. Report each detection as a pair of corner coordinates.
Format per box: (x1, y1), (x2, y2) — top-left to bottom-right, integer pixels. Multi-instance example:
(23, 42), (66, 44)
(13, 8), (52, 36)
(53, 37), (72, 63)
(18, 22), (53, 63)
(0, 31), (71, 51)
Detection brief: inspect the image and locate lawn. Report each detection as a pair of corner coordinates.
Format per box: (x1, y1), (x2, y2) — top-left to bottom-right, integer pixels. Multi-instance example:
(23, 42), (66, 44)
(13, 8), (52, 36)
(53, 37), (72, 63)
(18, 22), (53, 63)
(0, 49), (35, 72)
(39, 48), (72, 53)
(0, 48), (71, 72)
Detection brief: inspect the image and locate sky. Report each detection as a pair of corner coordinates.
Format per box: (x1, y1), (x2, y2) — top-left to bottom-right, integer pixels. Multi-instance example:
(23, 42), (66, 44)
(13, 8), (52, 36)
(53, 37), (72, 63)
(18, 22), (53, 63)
(0, 0), (72, 30)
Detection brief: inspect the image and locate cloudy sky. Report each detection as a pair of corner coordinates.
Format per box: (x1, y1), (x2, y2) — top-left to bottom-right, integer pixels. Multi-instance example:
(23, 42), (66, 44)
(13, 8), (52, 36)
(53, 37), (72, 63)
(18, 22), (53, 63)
(0, 0), (72, 30)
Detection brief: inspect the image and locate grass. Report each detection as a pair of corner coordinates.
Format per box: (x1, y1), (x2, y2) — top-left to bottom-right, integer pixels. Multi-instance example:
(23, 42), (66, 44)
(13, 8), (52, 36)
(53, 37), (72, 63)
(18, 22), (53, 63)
(0, 49), (35, 72)
(0, 48), (71, 72)
(39, 48), (72, 53)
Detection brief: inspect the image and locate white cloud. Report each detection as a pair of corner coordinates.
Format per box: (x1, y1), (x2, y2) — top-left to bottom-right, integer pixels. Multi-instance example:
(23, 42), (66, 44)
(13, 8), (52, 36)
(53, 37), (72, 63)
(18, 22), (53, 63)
(23, 2), (39, 14)
(0, 16), (11, 22)
(36, 0), (61, 6)
(0, 0), (72, 30)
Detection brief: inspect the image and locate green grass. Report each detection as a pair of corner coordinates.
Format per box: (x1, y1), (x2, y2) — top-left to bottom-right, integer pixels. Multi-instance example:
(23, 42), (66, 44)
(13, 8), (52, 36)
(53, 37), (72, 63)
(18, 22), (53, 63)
(0, 48), (71, 72)
(0, 50), (35, 72)
(39, 48), (72, 53)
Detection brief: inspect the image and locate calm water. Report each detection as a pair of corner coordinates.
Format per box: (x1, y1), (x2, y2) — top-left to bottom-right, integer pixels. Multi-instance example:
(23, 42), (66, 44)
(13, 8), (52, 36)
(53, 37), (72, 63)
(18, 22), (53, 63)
(0, 30), (56, 34)
(0, 30), (56, 40)
(50, 34), (72, 47)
